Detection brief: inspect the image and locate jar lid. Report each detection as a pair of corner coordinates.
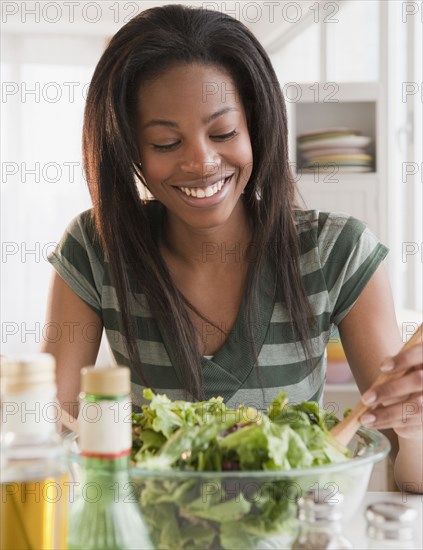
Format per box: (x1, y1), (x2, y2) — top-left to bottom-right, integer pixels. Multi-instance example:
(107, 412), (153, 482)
(81, 366), (130, 396)
(0, 354), (55, 394)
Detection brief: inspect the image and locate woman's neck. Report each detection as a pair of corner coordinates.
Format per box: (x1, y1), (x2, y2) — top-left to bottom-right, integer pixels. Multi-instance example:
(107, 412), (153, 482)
(161, 199), (252, 272)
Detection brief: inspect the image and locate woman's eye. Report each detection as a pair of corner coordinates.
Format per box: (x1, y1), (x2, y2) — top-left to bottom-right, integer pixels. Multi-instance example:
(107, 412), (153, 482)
(151, 142), (180, 152)
(212, 130), (238, 141)
(150, 130), (238, 152)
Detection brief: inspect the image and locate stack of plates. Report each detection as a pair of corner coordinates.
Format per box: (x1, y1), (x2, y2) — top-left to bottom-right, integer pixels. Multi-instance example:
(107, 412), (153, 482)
(298, 128), (374, 173)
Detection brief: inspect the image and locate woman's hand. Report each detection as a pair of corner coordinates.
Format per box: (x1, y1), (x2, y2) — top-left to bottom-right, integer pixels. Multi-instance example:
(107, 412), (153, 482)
(360, 344), (423, 439)
(338, 264), (422, 491)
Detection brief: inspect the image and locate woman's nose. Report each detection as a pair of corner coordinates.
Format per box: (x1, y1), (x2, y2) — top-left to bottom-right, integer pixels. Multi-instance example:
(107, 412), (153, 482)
(179, 140), (220, 176)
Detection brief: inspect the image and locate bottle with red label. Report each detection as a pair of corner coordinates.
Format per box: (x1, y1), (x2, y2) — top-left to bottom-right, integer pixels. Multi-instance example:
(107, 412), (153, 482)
(68, 366), (153, 550)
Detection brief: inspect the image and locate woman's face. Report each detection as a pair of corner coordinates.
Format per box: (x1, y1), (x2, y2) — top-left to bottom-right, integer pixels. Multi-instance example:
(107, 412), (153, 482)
(136, 63), (253, 230)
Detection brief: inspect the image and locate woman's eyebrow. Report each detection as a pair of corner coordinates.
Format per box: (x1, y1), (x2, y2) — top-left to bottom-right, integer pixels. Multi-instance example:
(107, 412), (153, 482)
(142, 107), (239, 130)
(204, 107), (239, 124)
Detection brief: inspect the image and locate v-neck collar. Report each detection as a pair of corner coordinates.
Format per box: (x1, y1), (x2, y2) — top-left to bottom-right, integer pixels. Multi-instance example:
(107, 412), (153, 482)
(147, 201), (277, 402)
(200, 256), (276, 401)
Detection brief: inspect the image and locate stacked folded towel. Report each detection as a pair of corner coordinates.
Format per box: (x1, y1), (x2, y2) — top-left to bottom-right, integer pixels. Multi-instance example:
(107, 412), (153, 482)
(298, 128), (374, 173)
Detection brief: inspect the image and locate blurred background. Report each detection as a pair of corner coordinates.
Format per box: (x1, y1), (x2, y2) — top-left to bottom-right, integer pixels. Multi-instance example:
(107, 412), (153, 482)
(1, 0), (422, 357)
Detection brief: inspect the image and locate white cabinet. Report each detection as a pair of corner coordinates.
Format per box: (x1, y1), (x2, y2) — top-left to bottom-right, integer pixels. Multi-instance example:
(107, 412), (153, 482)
(270, 0), (421, 312)
(285, 81), (387, 243)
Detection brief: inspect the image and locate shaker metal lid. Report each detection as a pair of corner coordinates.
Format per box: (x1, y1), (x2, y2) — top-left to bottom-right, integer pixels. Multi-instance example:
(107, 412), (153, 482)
(299, 488), (345, 506)
(297, 488), (345, 522)
(366, 502), (417, 525)
(366, 502), (417, 541)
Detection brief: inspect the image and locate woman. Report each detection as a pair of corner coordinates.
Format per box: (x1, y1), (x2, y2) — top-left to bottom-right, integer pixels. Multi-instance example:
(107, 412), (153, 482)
(42, 4), (422, 491)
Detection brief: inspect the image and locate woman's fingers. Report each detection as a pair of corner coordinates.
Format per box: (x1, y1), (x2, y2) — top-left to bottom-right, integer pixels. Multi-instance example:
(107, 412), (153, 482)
(359, 342), (423, 438)
(380, 344), (423, 373)
(360, 393), (423, 436)
(362, 368), (423, 406)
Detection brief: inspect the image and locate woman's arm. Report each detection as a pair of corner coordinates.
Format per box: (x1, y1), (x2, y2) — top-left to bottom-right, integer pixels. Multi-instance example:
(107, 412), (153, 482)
(338, 262), (423, 493)
(40, 271), (103, 420)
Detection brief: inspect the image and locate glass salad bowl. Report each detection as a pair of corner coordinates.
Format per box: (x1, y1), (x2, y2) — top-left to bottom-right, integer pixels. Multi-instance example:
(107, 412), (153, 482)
(65, 389), (391, 550)
(67, 427), (390, 550)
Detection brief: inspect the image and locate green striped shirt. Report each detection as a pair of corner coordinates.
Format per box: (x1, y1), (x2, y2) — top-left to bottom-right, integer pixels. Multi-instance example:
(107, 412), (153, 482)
(48, 203), (388, 411)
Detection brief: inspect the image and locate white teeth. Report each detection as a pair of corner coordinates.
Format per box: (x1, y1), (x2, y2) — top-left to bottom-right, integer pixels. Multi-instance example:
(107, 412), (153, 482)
(178, 176), (230, 199)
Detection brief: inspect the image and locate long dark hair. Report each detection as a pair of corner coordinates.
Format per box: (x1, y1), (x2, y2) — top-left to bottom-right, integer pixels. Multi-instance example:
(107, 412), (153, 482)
(83, 4), (315, 400)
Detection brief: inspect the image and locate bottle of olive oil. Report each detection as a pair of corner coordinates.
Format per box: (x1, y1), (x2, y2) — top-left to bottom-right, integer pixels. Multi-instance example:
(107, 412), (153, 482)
(68, 366), (153, 550)
(1, 354), (68, 549)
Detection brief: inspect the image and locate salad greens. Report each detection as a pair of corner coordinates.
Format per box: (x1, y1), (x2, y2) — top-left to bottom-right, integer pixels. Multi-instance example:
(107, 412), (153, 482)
(131, 390), (349, 549)
(131, 389), (347, 470)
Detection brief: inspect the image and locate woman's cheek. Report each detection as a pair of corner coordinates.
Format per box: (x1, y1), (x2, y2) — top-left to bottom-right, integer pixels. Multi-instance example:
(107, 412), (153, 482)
(143, 155), (173, 186)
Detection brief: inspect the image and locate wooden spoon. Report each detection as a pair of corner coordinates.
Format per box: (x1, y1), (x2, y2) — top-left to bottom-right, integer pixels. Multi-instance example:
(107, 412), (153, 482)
(331, 323), (423, 446)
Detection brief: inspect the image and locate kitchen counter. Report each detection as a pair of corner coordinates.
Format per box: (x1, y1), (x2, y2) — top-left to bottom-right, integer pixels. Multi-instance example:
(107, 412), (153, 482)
(343, 492), (422, 549)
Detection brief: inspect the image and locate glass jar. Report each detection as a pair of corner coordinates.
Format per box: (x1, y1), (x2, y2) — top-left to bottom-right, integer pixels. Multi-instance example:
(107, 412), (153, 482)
(1, 354), (69, 549)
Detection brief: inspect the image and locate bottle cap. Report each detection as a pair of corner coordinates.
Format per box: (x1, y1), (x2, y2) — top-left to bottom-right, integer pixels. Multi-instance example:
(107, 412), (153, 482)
(0, 354), (55, 394)
(297, 488), (345, 523)
(81, 366), (130, 396)
(366, 502), (417, 541)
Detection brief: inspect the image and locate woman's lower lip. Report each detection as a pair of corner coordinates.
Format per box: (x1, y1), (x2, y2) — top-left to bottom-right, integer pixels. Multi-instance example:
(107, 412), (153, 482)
(175, 175), (233, 208)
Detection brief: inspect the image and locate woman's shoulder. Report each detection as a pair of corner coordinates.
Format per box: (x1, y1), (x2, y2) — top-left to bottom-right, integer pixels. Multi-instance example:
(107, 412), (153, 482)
(293, 208), (366, 227)
(292, 209), (387, 284)
(65, 208), (95, 236)
(60, 202), (163, 258)
(58, 208), (105, 261)
(65, 202), (162, 237)
(293, 209), (368, 244)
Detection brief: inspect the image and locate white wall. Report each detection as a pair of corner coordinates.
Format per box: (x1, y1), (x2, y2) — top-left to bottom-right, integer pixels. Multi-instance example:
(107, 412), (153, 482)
(1, 33), (104, 354)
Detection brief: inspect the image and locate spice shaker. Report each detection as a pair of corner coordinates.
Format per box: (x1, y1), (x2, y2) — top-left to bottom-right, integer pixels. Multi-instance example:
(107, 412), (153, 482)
(291, 488), (353, 549)
(365, 502), (417, 549)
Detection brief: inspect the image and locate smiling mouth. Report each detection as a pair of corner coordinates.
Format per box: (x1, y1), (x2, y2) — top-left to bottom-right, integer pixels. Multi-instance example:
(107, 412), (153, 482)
(177, 175), (233, 198)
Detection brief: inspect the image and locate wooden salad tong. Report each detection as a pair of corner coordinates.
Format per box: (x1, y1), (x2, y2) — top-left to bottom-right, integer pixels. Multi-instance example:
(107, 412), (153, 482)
(331, 323), (423, 446)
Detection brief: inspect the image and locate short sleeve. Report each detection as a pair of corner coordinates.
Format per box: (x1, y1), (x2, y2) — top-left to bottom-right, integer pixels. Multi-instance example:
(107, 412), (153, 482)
(317, 213), (389, 326)
(47, 210), (104, 316)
